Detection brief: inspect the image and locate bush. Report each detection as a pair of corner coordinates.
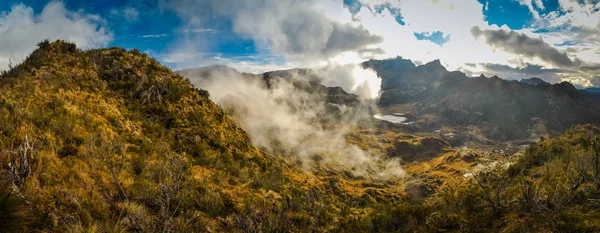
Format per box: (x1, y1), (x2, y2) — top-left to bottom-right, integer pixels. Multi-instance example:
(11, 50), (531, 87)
(0, 184), (29, 232)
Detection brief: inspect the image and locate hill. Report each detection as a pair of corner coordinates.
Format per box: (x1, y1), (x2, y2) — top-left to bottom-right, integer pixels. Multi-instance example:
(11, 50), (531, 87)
(0, 41), (410, 232)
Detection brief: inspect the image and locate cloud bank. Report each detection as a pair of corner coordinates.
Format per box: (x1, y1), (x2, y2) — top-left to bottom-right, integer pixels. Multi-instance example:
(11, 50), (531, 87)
(0, 1), (112, 70)
(471, 26), (579, 68)
(162, 0), (383, 63)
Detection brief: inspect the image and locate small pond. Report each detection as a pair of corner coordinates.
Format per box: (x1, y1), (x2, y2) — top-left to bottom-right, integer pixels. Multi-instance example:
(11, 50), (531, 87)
(373, 113), (415, 124)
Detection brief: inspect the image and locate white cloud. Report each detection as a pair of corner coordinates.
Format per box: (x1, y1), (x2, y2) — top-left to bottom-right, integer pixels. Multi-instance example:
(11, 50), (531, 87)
(162, 52), (294, 74)
(334, 0), (599, 85)
(517, 0), (545, 19)
(161, 0), (514, 74)
(332, 0), (515, 70)
(537, 0), (600, 43)
(318, 63), (381, 98)
(183, 65), (404, 179)
(160, 0), (600, 86)
(0, 1), (112, 70)
(110, 7), (140, 22)
(140, 33), (168, 38)
(182, 28), (219, 33)
(162, 0), (383, 63)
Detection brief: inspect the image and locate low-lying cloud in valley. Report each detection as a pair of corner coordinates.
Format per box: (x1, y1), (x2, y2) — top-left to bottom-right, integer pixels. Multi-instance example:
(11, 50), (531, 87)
(318, 63), (382, 99)
(163, 0), (402, 179)
(182, 67), (404, 179)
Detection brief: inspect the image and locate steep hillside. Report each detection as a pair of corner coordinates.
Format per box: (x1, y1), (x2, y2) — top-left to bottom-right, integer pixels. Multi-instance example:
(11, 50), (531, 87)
(0, 41), (411, 232)
(363, 57), (600, 141)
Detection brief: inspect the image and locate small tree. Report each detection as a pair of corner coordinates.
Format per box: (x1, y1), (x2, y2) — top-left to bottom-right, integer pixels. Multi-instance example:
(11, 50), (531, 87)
(591, 137), (600, 189)
(7, 136), (36, 192)
(582, 136), (600, 189)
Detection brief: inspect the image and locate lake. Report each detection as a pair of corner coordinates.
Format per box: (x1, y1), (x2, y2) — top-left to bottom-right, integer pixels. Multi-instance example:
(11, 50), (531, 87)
(373, 113), (412, 124)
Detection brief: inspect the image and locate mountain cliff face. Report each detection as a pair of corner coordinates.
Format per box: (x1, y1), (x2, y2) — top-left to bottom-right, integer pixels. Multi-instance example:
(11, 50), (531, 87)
(364, 57), (600, 141)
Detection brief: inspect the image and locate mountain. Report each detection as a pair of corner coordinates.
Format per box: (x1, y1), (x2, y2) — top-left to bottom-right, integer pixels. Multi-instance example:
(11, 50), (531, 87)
(363, 57), (600, 141)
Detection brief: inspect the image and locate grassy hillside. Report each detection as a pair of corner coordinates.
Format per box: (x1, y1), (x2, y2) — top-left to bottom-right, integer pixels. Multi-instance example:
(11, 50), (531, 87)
(0, 41), (431, 233)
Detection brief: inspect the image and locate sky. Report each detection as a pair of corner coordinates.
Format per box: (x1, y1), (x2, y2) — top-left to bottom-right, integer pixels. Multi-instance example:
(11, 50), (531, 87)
(0, 0), (599, 87)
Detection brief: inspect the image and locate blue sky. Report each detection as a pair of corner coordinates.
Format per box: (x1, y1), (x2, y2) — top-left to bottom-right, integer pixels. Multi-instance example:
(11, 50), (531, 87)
(0, 0), (599, 87)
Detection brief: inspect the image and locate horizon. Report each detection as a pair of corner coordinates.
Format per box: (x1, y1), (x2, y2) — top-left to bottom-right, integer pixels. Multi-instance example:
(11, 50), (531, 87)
(0, 0), (599, 88)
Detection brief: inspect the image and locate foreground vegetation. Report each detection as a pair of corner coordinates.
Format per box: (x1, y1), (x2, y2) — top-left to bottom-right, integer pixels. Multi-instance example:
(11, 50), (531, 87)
(1, 41), (599, 232)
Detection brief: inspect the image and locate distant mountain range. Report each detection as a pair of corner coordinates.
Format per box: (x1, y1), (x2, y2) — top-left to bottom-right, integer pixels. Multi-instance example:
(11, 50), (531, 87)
(584, 87), (600, 93)
(180, 57), (600, 142)
(363, 57), (600, 141)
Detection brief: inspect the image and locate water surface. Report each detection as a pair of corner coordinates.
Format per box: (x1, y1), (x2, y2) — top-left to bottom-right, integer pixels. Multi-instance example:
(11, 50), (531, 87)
(373, 113), (409, 124)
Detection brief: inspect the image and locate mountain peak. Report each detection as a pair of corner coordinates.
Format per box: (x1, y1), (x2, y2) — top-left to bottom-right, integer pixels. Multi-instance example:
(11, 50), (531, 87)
(425, 59), (442, 67)
(557, 81), (578, 92)
(420, 59), (448, 73)
(520, 77), (550, 86)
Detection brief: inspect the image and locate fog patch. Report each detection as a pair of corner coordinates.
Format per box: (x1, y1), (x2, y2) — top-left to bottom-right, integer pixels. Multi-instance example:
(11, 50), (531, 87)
(317, 64), (381, 99)
(185, 67), (404, 179)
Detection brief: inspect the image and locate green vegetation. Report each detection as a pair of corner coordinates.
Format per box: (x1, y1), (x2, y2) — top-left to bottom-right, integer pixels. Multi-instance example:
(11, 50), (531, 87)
(1, 41), (599, 232)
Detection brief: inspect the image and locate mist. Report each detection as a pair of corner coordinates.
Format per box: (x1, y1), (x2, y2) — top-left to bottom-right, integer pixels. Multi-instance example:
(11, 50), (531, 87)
(317, 63), (382, 99)
(184, 65), (404, 179)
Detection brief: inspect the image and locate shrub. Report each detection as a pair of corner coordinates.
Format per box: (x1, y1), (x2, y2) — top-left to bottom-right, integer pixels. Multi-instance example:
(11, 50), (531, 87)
(0, 184), (29, 232)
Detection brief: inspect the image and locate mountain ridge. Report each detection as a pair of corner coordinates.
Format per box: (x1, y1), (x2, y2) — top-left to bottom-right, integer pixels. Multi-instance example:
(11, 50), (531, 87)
(183, 58), (600, 142)
(363, 57), (600, 141)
